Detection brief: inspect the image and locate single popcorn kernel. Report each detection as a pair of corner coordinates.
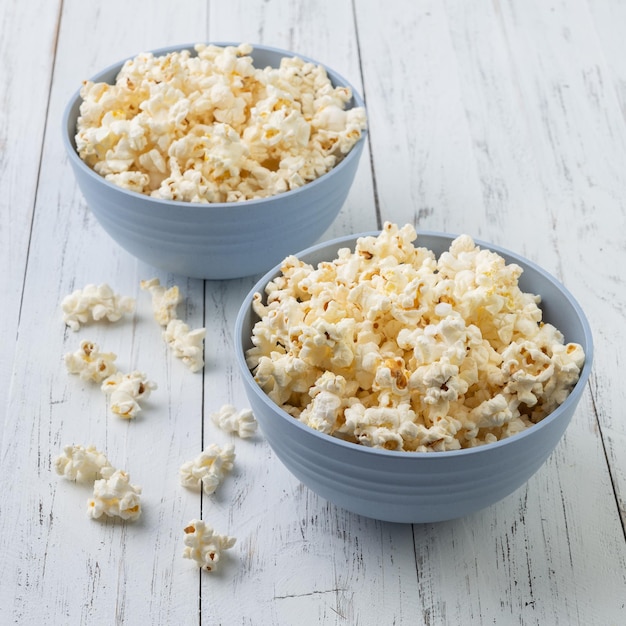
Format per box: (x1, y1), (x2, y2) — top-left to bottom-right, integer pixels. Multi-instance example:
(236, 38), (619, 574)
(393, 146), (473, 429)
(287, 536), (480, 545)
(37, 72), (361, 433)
(246, 222), (586, 452)
(210, 404), (258, 439)
(182, 519), (236, 572)
(88, 467), (142, 521)
(140, 277), (181, 326)
(179, 444), (235, 495)
(163, 318), (206, 372)
(65, 340), (118, 382)
(101, 370), (157, 419)
(54, 444), (113, 483)
(61, 283), (135, 331)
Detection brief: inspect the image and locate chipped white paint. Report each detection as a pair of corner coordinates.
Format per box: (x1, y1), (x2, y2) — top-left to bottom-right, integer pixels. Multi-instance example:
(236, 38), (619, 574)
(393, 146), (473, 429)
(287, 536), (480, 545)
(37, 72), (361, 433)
(1, 0), (625, 624)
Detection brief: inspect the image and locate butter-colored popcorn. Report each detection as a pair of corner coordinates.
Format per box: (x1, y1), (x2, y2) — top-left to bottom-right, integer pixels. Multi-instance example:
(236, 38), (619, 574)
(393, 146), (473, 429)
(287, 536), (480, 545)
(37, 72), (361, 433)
(64, 340), (118, 382)
(179, 444), (235, 495)
(101, 370), (157, 419)
(210, 404), (258, 439)
(183, 519), (236, 572)
(298, 371), (351, 435)
(76, 44), (367, 203)
(54, 444), (113, 483)
(61, 283), (135, 331)
(140, 278), (205, 372)
(87, 468), (142, 521)
(247, 222), (586, 451)
(163, 318), (206, 372)
(140, 277), (181, 326)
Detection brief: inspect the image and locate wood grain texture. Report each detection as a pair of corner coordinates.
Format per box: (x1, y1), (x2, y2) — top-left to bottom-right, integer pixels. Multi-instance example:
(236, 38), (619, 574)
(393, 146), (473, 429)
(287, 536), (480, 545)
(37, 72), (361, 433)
(579, 0), (626, 530)
(0, 0), (62, 450)
(1, 0), (625, 624)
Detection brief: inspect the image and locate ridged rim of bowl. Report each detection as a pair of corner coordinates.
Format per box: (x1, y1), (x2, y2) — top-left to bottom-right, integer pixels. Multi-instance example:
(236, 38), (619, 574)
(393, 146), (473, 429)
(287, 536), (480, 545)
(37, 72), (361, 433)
(61, 41), (368, 212)
(235, 230), (594, 460)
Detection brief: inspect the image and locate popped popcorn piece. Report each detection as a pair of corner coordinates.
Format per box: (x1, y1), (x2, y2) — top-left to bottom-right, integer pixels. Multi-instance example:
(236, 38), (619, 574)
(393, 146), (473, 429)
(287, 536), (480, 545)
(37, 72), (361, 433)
(163, 318), (206, 372)
(75, 44), (367, 203)
(298, 371), (350, 435)
(61, 283), (135, 331)
(210, 404), (258, 438)
(140, 277), (181, 326)
(246, 222), (586, 451)
(64, 340), (118, 382)
(54, 444), (114, 483)
(101, 370), (157, 419)
(87, 468), (142, 521)
(179, 443), (235, 495)
(182, 519), (236, 572)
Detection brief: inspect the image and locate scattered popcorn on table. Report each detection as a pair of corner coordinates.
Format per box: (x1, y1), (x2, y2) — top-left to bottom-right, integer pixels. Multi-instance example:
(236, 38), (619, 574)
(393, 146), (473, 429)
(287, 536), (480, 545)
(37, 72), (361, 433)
(61, 283), (135, 331)
(64, 340), (118, 382)
(54, 444), (113, 483)
(210, 404), (258, 438)
(140, 278), (205, 372)
(246, 222), (586, 451)
(53, 446), (141, 522)
(88, 467), (142, 521)
(183, 519), (236, 572)
(163, 318), (206, 372)
(75, 43), (367, 203)
(179, 443), (235, 495)
(101, 370), (157, 419)
(140, 277), (181, 326)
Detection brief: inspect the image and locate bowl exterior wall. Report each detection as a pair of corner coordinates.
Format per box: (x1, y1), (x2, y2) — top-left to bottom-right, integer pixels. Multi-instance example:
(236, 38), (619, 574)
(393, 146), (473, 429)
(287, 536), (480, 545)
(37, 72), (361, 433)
(243, 373), (575, 523)
(235, 233), (594, 523)
(66, 134), (363, 279)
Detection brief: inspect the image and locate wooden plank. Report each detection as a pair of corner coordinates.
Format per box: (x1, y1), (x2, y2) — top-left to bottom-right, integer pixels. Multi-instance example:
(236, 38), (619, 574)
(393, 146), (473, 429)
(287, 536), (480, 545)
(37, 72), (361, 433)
(0, 0), (61, 448)
(582, 0), (626, 529)
(354, 0), (489, 237)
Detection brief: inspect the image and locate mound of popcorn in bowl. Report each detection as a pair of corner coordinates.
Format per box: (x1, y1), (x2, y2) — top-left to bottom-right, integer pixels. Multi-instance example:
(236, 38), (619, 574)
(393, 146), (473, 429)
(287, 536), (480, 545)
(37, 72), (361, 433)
(245, 222), (585, 452)
(75, 43), (367, 203)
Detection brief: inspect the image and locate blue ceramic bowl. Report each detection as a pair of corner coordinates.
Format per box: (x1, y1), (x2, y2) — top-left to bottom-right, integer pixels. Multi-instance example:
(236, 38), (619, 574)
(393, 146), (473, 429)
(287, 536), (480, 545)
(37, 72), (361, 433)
(62, 43), (366, 279)
(235, 232), (594, 523)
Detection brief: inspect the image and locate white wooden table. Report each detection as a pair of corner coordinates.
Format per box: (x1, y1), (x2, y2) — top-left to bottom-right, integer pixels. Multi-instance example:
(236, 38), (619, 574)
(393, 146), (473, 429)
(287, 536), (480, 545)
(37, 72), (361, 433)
(2, 1), (625, 624)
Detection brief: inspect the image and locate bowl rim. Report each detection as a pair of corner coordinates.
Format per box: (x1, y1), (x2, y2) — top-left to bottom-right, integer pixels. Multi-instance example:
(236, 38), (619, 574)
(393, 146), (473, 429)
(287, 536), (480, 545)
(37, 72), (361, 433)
(61, 41), (368, 211)
(234, 229), (594, 460)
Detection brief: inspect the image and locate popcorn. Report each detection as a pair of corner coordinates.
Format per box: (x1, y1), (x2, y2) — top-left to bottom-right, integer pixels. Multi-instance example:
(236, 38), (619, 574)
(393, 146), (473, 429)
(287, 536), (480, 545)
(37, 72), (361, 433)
(54, 445), (141, 522)
(140, 278), (205, 373)
(54, 444), (113, 483)
(76, 44), (367, 203)
(88, 468), (142, 521)
(61, 283), (135, 331)
(101, 370), (157, 419)
(64, 340), (118, 382)
(163, 318), (206, 372)
(179, 444), (235, 495)
(210, 404), (258, 438)
(246, 222), (586, 451)
(182, 519), (236, 572)
(140, 277), (181, 326)
(298, 371), (349, 435)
